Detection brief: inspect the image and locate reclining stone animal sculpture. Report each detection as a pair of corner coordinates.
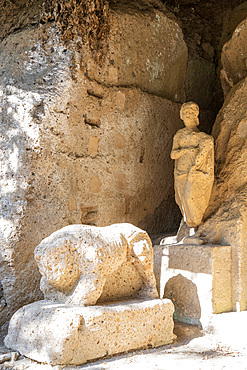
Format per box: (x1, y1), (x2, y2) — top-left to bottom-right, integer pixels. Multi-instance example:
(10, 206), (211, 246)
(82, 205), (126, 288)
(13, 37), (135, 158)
(34, 223), (158, 306)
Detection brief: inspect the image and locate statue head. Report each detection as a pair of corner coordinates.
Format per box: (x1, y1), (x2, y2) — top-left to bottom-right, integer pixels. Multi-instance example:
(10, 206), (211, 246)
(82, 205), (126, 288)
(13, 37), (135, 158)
(180, 102), (199, 128)
(34, 238), (80, 290)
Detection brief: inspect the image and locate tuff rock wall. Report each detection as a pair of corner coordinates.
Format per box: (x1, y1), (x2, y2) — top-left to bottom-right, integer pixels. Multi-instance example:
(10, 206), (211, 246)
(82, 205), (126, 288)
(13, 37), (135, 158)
(199, 16), (247, 311)
(0, 2), (187, 331)
(1, 0), (246, 333)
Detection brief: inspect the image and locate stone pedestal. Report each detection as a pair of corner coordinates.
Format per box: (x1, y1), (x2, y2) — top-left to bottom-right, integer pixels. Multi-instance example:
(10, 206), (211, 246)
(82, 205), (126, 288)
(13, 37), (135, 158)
(153, 243), (232, 329)
(4, 299), (175, 366)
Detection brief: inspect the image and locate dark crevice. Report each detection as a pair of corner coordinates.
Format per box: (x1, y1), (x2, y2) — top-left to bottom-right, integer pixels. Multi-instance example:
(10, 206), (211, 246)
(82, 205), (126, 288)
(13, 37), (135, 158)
(0, 281), (7, 312)
(164, 0), (247, 128)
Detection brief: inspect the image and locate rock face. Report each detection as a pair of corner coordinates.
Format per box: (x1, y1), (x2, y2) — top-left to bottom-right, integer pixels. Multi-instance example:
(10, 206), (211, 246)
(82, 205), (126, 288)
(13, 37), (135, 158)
(198, 77), (247, 311)
(34, 223), (158, 305)
(83, 3), (188, 101)
(198, 21), (247, 310)
(0, 26), (70, 331)
(0, 4), (186, 331)
(221, 18), (247, 96)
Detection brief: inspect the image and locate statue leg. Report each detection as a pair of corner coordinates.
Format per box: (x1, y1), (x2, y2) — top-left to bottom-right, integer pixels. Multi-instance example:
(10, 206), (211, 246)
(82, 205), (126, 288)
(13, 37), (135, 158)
(40, 274), (106, 306)
(40, 277), (69, 303)
(66, 273), (106, 306)
(129, 239), (158, 299)
(174, 174), (187, 223)
(185, 171), (208, 227)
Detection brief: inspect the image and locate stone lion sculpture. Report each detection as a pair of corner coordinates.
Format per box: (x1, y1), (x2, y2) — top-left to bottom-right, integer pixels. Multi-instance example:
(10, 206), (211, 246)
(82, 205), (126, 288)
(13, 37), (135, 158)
(34, 223), (158, 306)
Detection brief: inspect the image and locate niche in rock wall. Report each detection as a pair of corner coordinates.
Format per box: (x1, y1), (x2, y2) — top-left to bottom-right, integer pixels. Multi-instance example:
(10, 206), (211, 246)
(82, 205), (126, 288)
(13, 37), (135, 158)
(164, 274), (201, 327)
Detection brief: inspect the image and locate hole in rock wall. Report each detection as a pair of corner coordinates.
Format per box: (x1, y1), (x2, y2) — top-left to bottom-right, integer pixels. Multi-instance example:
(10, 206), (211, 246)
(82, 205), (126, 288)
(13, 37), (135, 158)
(164, 274), (202, 327)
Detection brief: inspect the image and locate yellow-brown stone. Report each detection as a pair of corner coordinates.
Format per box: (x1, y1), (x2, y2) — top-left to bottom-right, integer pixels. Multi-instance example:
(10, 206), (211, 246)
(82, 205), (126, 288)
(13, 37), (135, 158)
(88, 136), (99, 156)
(116, 91), (126, 109)
(114, 133), (125, 149)
(116, 174), (127, 191)
(89, 176), (101, 193)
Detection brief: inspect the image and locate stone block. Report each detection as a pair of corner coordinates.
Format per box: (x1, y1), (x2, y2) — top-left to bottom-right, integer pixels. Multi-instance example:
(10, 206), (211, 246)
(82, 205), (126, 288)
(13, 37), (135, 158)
(116, 173), (127, 191)
(83, 7), (188, 101)
(153, 243), (232, 329)
(114, 133), (125, 149)
(89, 176), (101, 193)
(4, 299), (175, 366)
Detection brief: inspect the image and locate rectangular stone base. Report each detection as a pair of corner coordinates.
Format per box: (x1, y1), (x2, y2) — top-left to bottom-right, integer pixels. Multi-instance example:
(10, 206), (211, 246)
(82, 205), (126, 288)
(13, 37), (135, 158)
(153, 243), (232, 329)
(4, 299), (175, 366)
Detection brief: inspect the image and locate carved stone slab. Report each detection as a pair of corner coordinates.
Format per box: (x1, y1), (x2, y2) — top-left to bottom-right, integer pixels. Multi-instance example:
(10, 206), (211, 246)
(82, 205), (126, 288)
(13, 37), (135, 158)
(153, 243), (232, 329)
(4, 299), (175, 365)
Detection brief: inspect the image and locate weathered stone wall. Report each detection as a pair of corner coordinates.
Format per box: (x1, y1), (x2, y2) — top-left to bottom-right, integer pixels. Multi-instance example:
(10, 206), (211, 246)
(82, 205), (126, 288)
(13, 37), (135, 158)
(221, 18), (247, 96)
(82, 4), (187, 101)
(0, 26), (74, 331)
(199, 18), (247, 311)
(2, 0), (247, 334)
(0, 5), (187, 331)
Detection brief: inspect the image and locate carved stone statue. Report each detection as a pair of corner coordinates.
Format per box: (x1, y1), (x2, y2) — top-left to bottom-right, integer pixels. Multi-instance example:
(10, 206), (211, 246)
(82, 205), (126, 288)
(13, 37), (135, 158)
(34, 223), (158, 305)
(171, 102), (214, 228)
(5, 223), (176, 366)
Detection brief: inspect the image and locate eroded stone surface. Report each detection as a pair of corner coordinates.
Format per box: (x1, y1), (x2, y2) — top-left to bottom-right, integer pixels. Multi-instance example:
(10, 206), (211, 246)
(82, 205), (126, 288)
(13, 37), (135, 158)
(0, 4), (184, 330)
(197, 71), (247, 311)
(0, 26), (71, 333)
(153, 243), (232, 328)
(82, 5), (188, 101)
(4, 299), (175, 365)
(171, 102), (214, 228)
(34, 223), (158, 305)
(221, 18), (247, 96)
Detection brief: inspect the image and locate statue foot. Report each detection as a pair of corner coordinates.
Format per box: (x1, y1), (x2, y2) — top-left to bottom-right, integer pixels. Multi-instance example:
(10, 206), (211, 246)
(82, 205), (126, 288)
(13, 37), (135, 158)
(137, 285), (159, 299)
(182, 235), (207, 245)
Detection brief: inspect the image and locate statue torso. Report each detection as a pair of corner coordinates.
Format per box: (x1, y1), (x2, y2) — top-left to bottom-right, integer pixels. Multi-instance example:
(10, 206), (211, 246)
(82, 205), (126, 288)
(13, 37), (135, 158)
(174, 128), (200, 175)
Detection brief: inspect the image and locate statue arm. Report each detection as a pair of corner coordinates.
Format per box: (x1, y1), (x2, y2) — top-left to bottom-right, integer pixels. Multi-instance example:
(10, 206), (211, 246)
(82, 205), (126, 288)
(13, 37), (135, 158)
(65, 273), (106, 306)
(195, 136), (214, 167)
(171, 135), (199, 159)
(171, 135), (183, 159)
(40, 277), (69, 302)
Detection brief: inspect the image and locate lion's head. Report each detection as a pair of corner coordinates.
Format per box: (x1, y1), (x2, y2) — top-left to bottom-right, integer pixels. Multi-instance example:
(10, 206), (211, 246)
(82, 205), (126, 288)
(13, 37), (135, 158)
(34, 236), (80, 291)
